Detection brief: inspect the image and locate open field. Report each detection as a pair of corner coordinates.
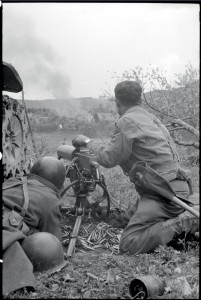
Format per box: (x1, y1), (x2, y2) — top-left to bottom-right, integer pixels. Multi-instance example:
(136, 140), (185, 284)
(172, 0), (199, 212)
(36, 130), (111, 152)
(8, 130), (199, 299)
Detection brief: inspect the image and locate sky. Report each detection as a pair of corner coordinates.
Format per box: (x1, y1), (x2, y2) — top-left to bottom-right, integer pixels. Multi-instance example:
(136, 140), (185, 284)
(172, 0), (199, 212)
(2, 2), (200, 100)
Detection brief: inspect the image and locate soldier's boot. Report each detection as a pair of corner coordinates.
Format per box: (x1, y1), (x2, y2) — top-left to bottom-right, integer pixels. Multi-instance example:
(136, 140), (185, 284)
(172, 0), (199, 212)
(161, 205), (199, 245)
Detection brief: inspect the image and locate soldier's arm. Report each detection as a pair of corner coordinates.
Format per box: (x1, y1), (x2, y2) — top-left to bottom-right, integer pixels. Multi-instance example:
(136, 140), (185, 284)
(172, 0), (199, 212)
(87, 120), (133, 168)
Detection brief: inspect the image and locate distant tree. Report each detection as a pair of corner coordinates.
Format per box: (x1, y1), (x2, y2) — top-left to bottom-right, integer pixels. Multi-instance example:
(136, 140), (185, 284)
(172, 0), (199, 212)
(47, 110), (59, 123)
(74, 113), (97, 137)
(89, 102), (116, 115)
(74, 114), (83, 131)
(27, 107), (53, 117)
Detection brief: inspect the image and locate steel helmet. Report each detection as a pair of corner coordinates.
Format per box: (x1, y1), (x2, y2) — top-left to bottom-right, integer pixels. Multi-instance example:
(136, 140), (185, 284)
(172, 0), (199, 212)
(30, 156), (66, 190)
(21, 232), (67, 273)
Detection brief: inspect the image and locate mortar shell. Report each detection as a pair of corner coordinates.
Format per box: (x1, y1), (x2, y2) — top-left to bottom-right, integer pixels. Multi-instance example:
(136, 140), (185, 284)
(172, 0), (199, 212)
(129, 275), (165, 299)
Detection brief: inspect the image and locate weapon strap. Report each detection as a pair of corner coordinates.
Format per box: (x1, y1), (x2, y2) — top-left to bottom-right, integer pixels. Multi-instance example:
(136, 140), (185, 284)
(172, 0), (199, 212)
(3, 177), (30, 217)
(20, 177), (29, 217)
(153, 117), (180, 163)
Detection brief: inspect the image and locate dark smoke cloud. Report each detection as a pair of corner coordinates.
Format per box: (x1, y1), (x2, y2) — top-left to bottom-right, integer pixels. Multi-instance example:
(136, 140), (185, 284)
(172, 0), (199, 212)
(3, 9), (71, 99)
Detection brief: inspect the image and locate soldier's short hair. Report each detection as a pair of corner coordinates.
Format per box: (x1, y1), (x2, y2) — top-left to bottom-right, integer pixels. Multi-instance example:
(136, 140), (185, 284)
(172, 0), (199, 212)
(114, 81), (142, 105)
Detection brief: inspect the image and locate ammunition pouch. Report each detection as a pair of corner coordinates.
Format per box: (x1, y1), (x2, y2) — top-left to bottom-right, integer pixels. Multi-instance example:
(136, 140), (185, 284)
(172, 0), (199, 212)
(129, 161), (193, 206)
(3, 207), (30, 234)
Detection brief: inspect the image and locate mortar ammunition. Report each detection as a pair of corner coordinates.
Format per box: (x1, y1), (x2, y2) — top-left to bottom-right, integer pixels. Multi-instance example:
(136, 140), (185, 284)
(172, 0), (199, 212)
(129, 275), (165, 299)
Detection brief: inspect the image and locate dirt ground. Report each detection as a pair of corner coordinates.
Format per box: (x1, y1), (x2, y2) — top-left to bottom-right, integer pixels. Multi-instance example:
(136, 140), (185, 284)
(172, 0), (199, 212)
(6, 132), (199, 299)
(6, 207), (199, 299)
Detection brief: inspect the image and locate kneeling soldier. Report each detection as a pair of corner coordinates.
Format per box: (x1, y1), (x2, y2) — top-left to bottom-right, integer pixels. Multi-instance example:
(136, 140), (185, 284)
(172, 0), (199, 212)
(72, 80), (199, 255)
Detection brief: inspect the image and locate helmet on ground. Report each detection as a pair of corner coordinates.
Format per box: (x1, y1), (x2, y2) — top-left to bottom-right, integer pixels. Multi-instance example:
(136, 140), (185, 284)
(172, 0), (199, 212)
(21, 232), (67, 273)
(30, 156), (66, 190)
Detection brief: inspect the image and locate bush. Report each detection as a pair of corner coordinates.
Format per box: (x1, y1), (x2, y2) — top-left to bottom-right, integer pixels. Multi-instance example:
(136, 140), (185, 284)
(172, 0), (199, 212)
(82, 126), (98, 138)
(187, 153), (199, 167)
(34, 122), (58, 133)
(177, 145), (199, 168)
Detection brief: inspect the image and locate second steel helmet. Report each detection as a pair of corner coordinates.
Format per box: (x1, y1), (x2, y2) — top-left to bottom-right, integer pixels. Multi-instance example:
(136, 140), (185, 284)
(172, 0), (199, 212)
(21, 232), (67, 273)
(30, 156), (66, 190)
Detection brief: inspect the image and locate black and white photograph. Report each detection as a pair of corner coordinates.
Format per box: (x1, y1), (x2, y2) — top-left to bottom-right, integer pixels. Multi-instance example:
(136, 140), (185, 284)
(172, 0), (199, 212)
(2, 2), (199, 299)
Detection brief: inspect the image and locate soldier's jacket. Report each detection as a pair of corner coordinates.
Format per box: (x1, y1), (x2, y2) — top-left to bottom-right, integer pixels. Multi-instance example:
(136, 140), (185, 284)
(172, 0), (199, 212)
(88, 106), (181, 181)
(3, 173), (62, 243)
(2, 174), (63, 295)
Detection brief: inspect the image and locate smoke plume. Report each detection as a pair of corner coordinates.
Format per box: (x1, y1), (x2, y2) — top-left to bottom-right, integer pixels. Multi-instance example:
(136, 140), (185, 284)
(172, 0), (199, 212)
(3, 9), (71, 100)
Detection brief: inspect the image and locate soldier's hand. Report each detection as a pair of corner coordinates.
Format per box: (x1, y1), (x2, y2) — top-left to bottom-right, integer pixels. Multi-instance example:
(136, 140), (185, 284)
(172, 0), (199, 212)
(72, 135), (91, 147)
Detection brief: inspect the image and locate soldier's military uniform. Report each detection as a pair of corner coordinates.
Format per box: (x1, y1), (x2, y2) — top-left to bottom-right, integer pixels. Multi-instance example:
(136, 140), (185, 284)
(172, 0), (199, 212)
(3, 174), (62, 295)
(86, 106), (199, 254)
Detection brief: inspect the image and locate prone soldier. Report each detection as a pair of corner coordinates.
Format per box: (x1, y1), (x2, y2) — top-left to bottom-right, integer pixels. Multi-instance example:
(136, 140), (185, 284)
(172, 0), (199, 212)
(2, 156), (67, 295)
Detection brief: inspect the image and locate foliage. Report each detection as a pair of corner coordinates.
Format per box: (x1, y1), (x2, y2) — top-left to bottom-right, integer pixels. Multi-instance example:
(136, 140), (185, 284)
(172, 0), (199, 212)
(28, 107), (61, 133)
(47, 110), (60, 123)
(80, 123), (98, 138)
(27, 133), (57, 162)
(89, 102), (116, 115)
(174, 63), (199, 128)
(27, 107), (50, 115)
(34, 122), (59, 133)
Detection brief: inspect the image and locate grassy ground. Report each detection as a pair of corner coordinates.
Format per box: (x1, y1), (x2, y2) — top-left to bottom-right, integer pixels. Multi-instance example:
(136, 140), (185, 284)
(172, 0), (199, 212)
(6, 131), (199, 299)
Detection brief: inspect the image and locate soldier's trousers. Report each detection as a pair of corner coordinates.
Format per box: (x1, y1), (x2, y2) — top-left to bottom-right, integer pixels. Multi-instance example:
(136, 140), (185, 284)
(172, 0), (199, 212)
(119, 179), (199, 255)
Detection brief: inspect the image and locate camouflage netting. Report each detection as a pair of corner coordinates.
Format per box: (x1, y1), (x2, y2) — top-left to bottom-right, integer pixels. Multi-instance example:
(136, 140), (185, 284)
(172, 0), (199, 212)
(2, 95), (31, 179)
